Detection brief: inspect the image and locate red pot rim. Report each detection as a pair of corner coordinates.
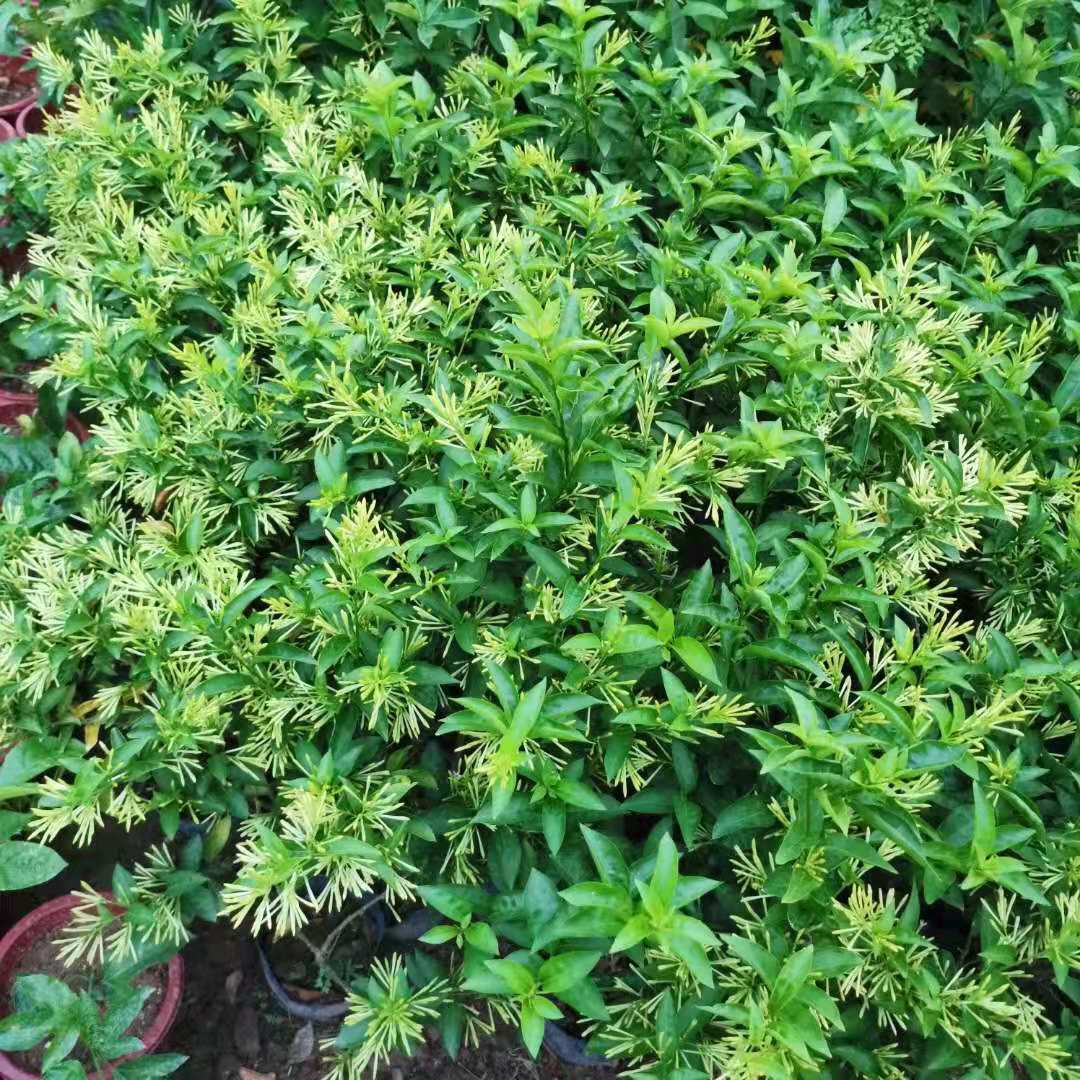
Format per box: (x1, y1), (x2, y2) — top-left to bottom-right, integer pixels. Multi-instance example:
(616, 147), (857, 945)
(0, 894), (185, 1080)
(13, 105), (40, 139)
(0, 118), (14, 142)
(0, 389), (89, 443)
(0, 389), (37, 407)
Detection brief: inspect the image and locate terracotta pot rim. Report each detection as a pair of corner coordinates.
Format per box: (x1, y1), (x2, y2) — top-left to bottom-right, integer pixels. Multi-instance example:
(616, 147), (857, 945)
(0, 388), (37, 406)
(0, 894), (185, 1080)
(0, 388), (90, 443)
(12, 104), (40, 138)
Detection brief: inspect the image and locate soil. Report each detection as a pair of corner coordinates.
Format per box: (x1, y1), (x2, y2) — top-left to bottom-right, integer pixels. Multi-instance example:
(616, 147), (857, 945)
(263, 909), (376, 997)
(0, 62), (34, 110)
(5, 932), (165, 1074)
(0, 79), (32, 109)
(378, 1028), (609, 1080)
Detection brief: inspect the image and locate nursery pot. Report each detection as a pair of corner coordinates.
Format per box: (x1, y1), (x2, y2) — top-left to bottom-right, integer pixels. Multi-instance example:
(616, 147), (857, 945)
(0, 55), (37, 122)
(0, 894), (185, 1080)
(0, 389), (89, 441)
(13, 104), (43, 138)
(0, 119), (13, 143)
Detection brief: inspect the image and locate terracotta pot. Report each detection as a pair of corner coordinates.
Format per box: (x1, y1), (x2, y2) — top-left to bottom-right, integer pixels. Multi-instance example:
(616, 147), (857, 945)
(0, 55), (36, 122)
(0, 388), (35, 426)
(12, 104), (43, 138)
(0, 389), (89, 441)
(0, 894), (185, 1080)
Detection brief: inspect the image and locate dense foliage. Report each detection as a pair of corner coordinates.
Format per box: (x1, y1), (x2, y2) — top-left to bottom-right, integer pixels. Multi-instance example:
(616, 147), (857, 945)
(2, 0), (1080, 1077)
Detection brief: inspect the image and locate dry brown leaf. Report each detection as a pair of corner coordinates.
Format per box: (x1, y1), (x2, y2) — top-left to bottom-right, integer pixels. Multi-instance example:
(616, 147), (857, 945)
(153, 485), (177, 514)
(225, 969), (243, 1004)
(283, 983), (327, 1002)
(287, 1022), (315, 1064)
(233, 1005), (261, 1060)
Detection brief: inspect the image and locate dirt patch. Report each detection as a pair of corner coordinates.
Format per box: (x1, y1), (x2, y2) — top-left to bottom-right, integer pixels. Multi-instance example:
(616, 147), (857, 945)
(5, 932), (165, 1074)
(376, 1028), (611, 1080)
(0, 64), (34, 109)
(170, 919), (330, 1080)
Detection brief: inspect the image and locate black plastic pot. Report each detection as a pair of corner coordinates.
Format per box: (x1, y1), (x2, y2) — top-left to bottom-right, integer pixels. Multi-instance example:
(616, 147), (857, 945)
(543, 1019), (615, 1069)
(255, 938), (350, 1022)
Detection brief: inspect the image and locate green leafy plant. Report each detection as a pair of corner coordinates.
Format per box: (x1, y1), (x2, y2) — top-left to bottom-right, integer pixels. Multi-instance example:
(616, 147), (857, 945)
(0, 0), (1078, 1077)
(0, 956), (186, 1080)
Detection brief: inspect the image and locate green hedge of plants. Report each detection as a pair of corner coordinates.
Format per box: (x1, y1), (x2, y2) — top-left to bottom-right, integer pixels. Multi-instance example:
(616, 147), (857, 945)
(2, 0), (1080, 1077)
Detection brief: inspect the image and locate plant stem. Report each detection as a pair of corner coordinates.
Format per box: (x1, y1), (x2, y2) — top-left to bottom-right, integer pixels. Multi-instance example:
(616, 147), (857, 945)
(295, 890), (389, 996)
(321, 890), (387, 958)
(295, 929), (352, 995)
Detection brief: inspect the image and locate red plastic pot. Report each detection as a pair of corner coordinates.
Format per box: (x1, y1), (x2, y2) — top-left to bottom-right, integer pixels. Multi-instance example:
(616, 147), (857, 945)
(0, 389), (88, 441)
(0, 55), (36, 122)
(0, 894), (185, 1080)
(0, 119), (13, 143)
(12, 104), (42, 138)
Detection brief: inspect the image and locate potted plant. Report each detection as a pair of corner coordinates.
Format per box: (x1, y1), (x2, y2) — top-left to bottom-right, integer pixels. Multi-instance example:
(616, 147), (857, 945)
(1, 2), (1080, 1078)
(0, 894), (185, 1080)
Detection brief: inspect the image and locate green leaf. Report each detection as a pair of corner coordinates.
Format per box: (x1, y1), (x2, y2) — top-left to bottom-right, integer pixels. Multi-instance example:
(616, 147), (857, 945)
(0, 842), (66, 891)
(484, 959), (536, 996)
(0, 741), (60, 786)
(739, 639), (826, 680)
(672, 636), (718, 683)
(518, 1002), (546, 1058)
(195, 673), (252, 697)
(771, 946), (814, 1011)
(583, 825), (630, 885)
(464, 923), (500, 954)
(0, 1009), (52, 1052)
(721, 935), (780, 983)
(221, 578), (274, 625)
(720, 497), (757, 581)
(524, 869), (560, 947)
(610, 624), (665, 654)
(524, 543), (573, 589)
(611, 914), (651, 952)
(112, 1056), (189, 1078)
(712, 795), (774, 840)
(421, 924), (458, 945)
(971, 782), (996, 858)
(418, 885), (489, 923)
(822, 181), (847, 235)
(508, 680), (547, 744)
(651, 833), (680, 907)
(538, 951), (602, 994)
